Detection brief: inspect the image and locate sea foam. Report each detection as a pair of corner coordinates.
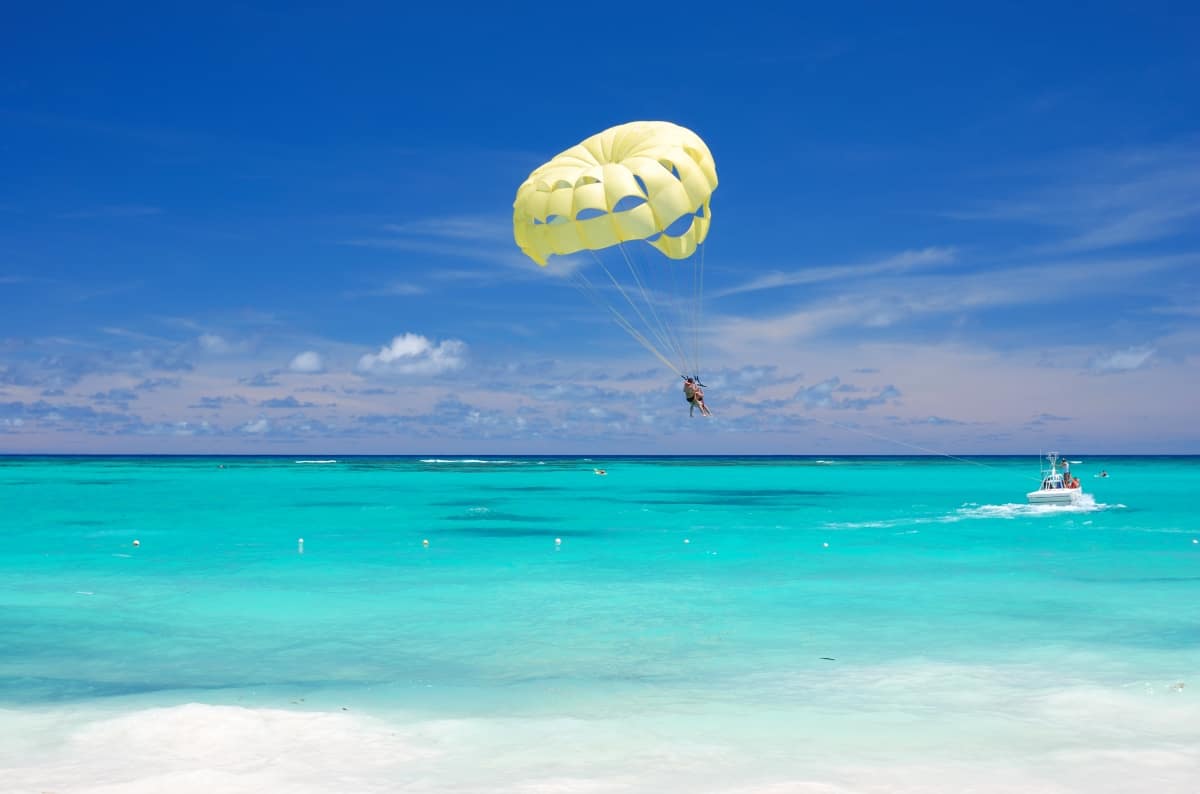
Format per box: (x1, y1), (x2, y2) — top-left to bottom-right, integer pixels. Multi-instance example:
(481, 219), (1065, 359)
(4, 675), (1197, 794)
(1, 704), (430, 794)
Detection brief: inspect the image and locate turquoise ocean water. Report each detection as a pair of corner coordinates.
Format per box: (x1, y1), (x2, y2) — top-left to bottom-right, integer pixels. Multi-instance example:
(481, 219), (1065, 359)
(2, 455), (1197, 792)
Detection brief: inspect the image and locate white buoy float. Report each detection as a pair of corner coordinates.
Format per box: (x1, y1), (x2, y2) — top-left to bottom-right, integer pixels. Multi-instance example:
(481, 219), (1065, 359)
(822, 542), (829, 548)
(132, 539), (140, 547)
(422, 539), (430, 548)
(683, 538), (690, 544)
(298, 538), (304, 554)
(554, 538), (562, 546)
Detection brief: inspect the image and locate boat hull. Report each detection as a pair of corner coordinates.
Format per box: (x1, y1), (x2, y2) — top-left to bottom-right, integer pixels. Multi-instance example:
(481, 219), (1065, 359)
(1026, 489), (1082, 505)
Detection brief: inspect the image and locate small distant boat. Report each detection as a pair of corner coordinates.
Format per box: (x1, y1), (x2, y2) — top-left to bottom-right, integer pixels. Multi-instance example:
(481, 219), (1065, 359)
(1027, 453), (1083, 505)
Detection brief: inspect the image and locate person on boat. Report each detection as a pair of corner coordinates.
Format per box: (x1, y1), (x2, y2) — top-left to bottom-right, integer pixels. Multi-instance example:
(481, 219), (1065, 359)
(683, 377), (711, 417)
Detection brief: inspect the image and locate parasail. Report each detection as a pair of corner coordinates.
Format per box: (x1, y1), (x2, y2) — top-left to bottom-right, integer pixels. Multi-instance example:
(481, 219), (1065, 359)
(513, 121), (718, 379)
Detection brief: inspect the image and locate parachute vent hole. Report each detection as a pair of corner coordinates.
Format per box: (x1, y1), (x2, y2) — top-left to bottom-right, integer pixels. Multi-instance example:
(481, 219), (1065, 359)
(575, 208), (607, 221)
(633, 175), (649, 197)
(659, 160), (683, 181)
(663, 212), (697, 237)
(613, 195), (647, 212)
(553, 179), (573, 190)
(544, 214), (567, 225)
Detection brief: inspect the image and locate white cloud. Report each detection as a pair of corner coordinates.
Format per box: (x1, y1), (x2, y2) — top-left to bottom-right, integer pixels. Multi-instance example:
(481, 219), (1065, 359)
(794, 377), (901, 410)
(238, 418), (270, 434)
(1088, 346), (1155, 374)
(289, 351), (325, 374)
(357, 333), (467, 376)
(198, 334), (233, 354)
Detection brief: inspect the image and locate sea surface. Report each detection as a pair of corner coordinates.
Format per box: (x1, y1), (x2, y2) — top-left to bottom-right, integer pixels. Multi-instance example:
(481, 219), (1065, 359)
(1, 455), (1197, 793)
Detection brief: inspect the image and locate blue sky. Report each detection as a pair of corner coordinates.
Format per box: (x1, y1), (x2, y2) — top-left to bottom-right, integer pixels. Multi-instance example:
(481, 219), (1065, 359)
(2, 2), (1198, 454)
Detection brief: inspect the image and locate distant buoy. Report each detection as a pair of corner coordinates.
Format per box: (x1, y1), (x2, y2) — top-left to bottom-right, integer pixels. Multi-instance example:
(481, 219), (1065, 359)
(554, 538), (562, 546)
(822, 542), (829, 548)
(132, 539), (140, 547)
(422, 539), (430, 547)
(298, 538), (304, 554)
(683, 538), (690, 544)
(1193, 539), (1198, 545)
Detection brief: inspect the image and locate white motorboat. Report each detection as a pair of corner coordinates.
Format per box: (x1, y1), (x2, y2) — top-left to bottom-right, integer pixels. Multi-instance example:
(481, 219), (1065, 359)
(1027, 453), (1082, 505)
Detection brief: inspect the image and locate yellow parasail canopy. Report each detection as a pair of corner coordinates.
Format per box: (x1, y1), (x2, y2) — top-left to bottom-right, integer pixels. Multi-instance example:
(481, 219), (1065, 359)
(513, 121), (718, 266)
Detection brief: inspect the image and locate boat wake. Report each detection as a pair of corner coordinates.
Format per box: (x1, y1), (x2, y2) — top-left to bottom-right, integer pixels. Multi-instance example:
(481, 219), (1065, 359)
(295, 460), (337, 464)
(826, 495), (1123, 531)
(956, 494), (1123, 519)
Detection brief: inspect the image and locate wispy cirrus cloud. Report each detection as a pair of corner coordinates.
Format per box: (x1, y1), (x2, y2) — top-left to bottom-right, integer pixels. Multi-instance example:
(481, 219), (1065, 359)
(58, 204), (163, 220)
(382, 216), (510, 241)
(348, 215), (530, 270)
(344, 281), (428, 298)
(1087, 346), (1155, 374)
(944, 144), (1200, 254)
(709, 251), (1197, 350)
(715, 246), (958, 298)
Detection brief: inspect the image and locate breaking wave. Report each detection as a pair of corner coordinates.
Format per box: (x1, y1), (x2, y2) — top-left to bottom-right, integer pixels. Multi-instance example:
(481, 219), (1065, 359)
(419, 459), (514, 464)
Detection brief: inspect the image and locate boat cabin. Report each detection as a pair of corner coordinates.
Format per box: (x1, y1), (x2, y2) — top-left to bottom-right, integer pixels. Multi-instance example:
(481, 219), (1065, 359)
(1040, 474), (1067, 490)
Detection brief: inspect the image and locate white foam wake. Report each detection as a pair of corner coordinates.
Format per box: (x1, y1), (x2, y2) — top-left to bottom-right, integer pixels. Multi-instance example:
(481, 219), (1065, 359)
(956, 494), (1123, 519)
(826, 495), (1123, 531)
(295, 460), (337, 464)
